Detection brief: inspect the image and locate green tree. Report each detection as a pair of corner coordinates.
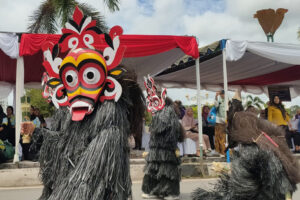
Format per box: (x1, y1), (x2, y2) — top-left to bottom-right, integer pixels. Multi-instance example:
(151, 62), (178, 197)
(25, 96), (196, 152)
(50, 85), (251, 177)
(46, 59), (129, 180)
(290, 105), (300, 117)
(26, 89), (55, 118)
(144, 110), (152, 126)
(28, 0), (120, 34)
(244, 95), (265, 110)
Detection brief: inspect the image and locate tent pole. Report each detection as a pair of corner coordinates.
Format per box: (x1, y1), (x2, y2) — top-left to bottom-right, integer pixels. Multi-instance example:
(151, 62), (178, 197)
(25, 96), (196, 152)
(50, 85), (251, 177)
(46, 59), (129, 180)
(195, 57), (203, 160)
(13, 56), (24, 163)
(222, 45), (230, 163)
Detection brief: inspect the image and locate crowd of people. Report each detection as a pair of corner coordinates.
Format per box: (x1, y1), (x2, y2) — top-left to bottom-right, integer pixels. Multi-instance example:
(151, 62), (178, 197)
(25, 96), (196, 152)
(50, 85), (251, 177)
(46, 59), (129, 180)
(1, 92), (300, 163)
(169, 91), (228, 157)
(169, 91), (300, 157)
(262, 95), (300, 153)
(0, 105), (47, 163)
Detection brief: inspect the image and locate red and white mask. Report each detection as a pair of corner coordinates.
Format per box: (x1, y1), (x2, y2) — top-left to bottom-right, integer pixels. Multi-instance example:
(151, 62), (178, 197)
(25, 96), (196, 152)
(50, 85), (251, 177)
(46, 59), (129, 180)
(41, 7), (125, 121)
(144, 75), (167, 115)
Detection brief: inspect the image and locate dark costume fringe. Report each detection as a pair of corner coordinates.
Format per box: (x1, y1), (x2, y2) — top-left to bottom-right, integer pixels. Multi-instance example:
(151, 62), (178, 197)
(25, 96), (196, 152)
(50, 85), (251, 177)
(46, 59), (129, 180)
(192, 144), (295, 200)
(31, 71), (145, 200)
(192, 99), (300, 200)
(142, 98), (184, 197)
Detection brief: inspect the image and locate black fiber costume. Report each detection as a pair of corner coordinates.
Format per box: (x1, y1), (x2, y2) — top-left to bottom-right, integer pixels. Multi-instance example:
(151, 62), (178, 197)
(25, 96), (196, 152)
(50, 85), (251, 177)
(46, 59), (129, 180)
(192, 99), (300, 200)
(142, 98), (184, 197)
(31, 74), (145, 200)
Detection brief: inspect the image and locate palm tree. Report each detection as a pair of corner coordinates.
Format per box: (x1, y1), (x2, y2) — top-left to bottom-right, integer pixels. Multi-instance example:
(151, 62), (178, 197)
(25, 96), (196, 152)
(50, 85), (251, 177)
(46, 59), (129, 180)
(28, 0), (120, 34)
(244, 95), (265, 110)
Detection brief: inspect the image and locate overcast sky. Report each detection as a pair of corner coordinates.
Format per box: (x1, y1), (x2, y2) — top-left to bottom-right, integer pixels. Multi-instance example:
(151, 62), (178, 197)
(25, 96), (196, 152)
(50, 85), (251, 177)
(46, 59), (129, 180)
(2, 0), (300, 106)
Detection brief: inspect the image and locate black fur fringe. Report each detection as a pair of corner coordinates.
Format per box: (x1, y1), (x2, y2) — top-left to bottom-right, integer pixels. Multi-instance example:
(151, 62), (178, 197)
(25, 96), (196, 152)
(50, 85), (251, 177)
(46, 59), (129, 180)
(30, 70), (145, 200)
(142, 101), (182, 197)
(192, 144), (296, 200)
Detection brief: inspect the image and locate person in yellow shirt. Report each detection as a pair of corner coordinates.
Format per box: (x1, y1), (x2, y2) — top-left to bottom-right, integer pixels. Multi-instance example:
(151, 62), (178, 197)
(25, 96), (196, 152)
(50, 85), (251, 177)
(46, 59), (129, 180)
(268, 95), (292, 149)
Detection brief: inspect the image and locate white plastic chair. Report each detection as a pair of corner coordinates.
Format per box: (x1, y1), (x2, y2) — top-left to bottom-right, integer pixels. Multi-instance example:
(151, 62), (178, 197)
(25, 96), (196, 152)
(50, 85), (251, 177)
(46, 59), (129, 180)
(183, 138), (197, 155)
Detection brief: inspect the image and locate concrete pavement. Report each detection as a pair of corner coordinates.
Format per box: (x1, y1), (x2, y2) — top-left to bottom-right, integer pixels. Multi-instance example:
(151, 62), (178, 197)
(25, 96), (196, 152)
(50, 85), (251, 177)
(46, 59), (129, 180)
(0, 179), (300, 200)
(0, 157), (229, 187)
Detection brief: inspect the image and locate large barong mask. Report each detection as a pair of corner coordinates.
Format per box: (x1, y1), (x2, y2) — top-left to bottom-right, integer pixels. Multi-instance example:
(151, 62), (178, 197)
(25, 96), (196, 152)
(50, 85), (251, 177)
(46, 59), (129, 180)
(41, 7), (125, 121)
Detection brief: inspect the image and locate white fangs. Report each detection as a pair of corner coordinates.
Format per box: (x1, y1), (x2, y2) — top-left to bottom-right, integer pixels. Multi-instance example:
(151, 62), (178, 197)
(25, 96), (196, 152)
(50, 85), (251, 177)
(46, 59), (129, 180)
(70, 101), (94, 114)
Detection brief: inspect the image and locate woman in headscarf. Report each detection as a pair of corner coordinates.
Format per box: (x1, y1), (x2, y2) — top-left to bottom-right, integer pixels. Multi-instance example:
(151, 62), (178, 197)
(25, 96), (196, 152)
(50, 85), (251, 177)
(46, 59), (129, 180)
(268, 96), (292, 149)
(181, 107), (211, 156)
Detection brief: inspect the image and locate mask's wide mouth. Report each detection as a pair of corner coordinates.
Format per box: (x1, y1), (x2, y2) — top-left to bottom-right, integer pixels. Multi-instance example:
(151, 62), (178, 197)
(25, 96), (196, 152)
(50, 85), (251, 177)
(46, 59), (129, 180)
(70, 100), (94, 121)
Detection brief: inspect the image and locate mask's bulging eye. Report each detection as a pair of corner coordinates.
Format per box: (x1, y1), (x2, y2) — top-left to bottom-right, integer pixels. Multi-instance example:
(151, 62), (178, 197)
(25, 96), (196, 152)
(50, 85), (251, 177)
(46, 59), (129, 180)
(65, 70), (78, 87)
(83, 67), (101, 84)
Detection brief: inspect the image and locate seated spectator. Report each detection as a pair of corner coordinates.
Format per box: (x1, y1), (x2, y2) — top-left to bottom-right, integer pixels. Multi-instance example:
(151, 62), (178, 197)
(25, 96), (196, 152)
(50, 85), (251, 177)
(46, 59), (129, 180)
(30, 106), (41, 128)
(21, 105), (41, 160)
(292, 109), (300, 153)
(34, 108), (47, 128)
(6, 106), (15, 146)
(0, 105), (8, 141)
(259, 109), (266, 119)
(174, 100), (185, 119)
(246, 106), (259, 115)
(181, 107), (211, 156)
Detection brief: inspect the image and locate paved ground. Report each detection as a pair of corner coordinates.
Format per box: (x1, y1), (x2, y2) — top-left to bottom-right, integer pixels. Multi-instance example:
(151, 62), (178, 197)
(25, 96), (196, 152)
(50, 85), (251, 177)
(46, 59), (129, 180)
(0, 179), (299, 199)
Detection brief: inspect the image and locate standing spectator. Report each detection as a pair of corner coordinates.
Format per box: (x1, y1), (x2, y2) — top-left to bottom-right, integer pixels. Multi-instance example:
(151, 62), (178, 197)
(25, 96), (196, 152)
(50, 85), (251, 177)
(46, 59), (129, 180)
(292, 109), (300, 153)
(6, 106), (15, 145)
(34, 108), (47, 128)
(30, 105), (36, 121)
(21, 105), (40, 160)
(214, 90), (226, 155)
(182, 107), (211, 156)
(268, 96), (292, 149)
(202, 106), (217, 155)
(0, 105), (7, 141)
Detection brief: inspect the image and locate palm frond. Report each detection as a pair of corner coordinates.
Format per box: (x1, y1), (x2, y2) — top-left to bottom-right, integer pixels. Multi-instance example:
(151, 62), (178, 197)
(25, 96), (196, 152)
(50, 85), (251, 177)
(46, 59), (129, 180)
(55, 0), (76, 27)
(253, 96), (265, 104)
(246, 95), (254, 102)
(78, 3), (108, 33)
(103, 0), (120, 12)
(27, 0), (58, 33)
(254, 103), (262, 110)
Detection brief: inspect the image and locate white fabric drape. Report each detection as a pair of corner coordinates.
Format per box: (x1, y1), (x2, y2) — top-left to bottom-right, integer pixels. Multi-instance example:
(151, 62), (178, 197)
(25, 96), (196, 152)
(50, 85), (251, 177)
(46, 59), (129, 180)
(226, 40), (300, 65)
(0, 82), (13, 99)
(13, 56), (24, 163)
(0, 33), (19, 59)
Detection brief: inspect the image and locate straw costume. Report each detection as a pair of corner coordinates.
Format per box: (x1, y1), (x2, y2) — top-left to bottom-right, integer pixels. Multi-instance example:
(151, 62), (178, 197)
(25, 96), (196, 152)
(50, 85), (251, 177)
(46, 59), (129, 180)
(192, 93), (300, 200)
(28, 7), (145, 200)
(141, 76), (184, 200)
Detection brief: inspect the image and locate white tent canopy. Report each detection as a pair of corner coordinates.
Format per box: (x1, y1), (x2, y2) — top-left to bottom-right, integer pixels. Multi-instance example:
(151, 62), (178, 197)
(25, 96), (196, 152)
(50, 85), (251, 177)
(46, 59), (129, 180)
(155, 39), (300, 98)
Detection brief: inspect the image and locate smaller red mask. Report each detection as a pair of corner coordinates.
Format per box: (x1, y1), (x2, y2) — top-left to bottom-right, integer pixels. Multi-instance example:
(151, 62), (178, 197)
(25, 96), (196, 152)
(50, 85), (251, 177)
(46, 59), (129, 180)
(144, 75), (167, 115)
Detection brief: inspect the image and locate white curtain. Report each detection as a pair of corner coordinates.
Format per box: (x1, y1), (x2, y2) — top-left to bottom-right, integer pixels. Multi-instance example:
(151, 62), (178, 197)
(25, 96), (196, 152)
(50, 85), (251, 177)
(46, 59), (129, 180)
(0, 33), (19, 59)
(0, 82), (13, 99)
(226, 40), (300, 65)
